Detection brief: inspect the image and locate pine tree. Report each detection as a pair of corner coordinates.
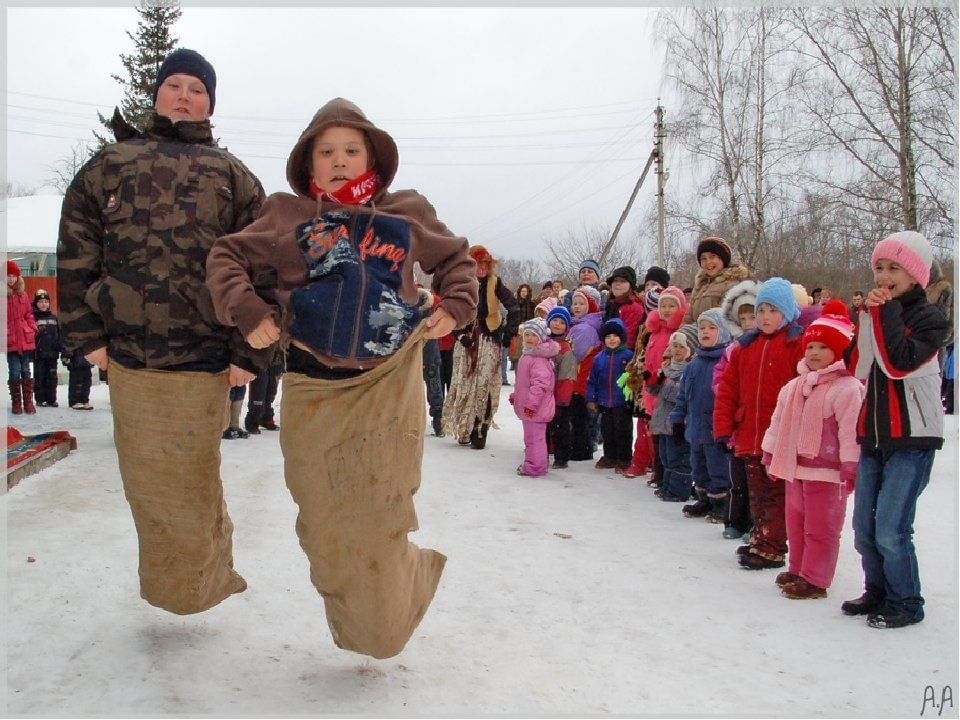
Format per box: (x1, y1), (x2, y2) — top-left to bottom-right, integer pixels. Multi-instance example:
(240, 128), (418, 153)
(94, 0), (182, 144)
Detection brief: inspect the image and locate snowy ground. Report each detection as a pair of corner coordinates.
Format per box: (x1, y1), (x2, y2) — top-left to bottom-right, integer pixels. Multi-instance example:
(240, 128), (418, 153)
(2, 377), (958, 717)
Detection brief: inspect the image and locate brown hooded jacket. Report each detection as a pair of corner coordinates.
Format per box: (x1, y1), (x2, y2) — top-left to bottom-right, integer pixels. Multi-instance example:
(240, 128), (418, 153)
(207, 98), (478, 370)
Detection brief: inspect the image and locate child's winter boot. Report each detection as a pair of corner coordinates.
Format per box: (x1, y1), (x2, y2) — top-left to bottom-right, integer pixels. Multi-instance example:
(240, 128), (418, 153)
(683, 487), (711, 518)
(9, 381), (23, 415)
(781, 577), (827, 600)
(707, 492), (729, 524)
(21, 379), (36, 414)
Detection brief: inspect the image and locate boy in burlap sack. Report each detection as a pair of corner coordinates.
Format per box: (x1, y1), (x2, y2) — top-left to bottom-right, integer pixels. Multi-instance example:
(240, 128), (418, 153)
(207, 98), (478, 658)
(57, 49), (267, 616)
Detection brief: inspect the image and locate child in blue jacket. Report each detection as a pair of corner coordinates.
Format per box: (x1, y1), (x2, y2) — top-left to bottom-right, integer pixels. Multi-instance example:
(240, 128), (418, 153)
(587, 318), (634, 469)
(670, 309), (732, 523)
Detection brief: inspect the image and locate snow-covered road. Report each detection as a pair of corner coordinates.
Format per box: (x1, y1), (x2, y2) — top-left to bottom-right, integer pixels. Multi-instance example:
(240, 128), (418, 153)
(3, 381), (958, 716)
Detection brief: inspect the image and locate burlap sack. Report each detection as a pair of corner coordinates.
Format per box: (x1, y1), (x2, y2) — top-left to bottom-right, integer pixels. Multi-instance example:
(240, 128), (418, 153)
(280, 324), (446, 659)
(109, 362), (246, 614)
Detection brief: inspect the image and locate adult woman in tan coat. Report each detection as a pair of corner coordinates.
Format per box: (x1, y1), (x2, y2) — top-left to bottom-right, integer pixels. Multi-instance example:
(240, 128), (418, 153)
(682, 236), (751, 324)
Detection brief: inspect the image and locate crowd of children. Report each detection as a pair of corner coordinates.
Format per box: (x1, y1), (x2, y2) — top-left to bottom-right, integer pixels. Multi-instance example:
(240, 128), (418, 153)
(486, 231), (950, 630)
(6, 261), (94, 414)
(9, 219), (951, 632)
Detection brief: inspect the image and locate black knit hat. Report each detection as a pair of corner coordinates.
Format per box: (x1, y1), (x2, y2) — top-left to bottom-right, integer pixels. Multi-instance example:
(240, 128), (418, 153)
(643, 265), (670, 288)
(600, 318), (627, 343)
(152, 49), (217, 114)
(696, 237), (732, 268)
(605, 266), (637, 290)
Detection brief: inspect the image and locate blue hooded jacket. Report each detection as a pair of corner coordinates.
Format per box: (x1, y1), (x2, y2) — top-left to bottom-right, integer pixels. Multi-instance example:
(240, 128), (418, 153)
(669, 341), (728, 445)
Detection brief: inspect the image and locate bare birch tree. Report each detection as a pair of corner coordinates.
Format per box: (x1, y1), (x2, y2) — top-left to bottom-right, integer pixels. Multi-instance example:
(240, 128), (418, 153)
(789, 7), (956, 245)
(657, 7), (750, 253)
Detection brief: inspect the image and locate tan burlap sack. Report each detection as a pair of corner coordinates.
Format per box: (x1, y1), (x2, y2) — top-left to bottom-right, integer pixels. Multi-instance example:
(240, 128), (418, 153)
(280, 324), (446, 659)
(109, 362), (247, 615)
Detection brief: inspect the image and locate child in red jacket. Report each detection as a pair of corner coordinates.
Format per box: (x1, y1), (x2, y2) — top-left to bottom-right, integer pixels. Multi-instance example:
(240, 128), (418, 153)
(545, 306), (576, 468)
(6, 261), (37, 414)
(714, 277), (804, 570)
(603, 266), (645, 350)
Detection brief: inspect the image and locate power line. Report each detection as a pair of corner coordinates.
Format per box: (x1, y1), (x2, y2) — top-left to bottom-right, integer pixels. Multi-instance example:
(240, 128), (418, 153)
(6, 90), (655, 126)
(465, 112), (653, 236)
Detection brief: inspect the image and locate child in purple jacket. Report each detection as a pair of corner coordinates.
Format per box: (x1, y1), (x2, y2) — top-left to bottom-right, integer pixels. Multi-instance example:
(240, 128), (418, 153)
(509, 319), (558, 477)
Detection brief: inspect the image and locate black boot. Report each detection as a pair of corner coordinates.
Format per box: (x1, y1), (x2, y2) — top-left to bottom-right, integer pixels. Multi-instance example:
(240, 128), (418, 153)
(471, 421), (489, 450)
(683, 488), (710, 518)
(841, 592), (884, 616)
(707, 492), (729, 524)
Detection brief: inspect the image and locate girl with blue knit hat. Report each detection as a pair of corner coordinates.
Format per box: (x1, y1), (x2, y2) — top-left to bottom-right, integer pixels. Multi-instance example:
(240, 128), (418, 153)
(545, 306), (577, 468)
(714, 277), (805, 569)
(669, 308), (732, 522)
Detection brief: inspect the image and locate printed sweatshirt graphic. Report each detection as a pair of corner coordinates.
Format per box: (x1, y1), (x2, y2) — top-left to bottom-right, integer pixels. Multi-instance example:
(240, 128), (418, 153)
(292, 211), (419, 360)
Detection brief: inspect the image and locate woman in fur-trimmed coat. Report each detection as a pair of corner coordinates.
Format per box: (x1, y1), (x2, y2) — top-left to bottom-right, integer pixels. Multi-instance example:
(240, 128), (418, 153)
(682, 236), (751, 324)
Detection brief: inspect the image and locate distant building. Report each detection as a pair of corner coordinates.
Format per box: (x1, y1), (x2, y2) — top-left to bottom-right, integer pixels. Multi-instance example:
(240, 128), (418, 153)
(5, 194), (64, 310)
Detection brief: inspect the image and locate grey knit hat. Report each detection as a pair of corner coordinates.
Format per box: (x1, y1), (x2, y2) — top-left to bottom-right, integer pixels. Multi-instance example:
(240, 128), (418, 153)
(521, 318), (549, 342)
(671, 323), (701, 352)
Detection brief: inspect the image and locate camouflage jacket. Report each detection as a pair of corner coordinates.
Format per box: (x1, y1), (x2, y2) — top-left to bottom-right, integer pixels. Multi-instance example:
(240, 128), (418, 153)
(57, 112), (267, 372)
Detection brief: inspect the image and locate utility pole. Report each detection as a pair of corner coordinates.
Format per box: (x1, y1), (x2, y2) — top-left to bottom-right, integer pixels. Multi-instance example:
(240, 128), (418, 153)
(599, 104), (665, 268)
(654, 103), (666, 267)
(600, 112), (656, 266)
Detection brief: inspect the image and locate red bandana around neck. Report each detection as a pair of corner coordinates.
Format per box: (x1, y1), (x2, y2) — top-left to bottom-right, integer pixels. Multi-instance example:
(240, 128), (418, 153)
(309, 170), (380, 205)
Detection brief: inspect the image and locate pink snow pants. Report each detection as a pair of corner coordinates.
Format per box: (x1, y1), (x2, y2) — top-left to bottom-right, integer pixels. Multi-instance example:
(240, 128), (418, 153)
(785, 478), (850, 589)
(522, 420), (549, 476)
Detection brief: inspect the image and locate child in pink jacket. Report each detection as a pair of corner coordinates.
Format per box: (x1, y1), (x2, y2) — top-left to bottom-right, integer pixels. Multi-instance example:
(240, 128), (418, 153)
(761, 301), (864, 599)
(510, 319), (558, 477)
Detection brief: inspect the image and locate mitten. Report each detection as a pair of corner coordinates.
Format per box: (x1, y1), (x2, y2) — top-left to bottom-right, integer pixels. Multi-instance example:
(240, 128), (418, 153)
(672, 422), (686, 444)
(840, 462), (857, 492)
(523, 407), (536, 419)
(508, 393), (515, 406)
(459, 334), (473, 348)
(616, 371), (633, 403)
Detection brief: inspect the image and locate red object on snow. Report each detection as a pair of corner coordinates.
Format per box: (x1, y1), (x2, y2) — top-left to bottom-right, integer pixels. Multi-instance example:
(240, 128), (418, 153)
(7, 426), (24, 445)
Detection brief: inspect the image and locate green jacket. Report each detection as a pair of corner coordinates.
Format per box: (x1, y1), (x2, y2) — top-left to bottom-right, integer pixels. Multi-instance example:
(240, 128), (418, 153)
(57, 112), (267, 372)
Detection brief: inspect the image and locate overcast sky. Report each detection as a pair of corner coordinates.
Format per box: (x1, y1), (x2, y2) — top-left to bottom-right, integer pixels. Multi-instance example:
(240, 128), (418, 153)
(4, 4), (669, 261)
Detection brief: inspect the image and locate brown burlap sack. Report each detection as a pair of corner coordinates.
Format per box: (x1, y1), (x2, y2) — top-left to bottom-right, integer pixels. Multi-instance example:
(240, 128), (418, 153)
(280, 324), (446, 659)
(109, 362), (247, 614)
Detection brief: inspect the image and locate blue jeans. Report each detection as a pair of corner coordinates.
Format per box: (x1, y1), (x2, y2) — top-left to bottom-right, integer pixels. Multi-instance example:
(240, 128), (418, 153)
(501, 345), (509, 383)
(852, 446), (935, 619)
(659, 433), (692, 500)
(690, 440), (732, 495)
(7, 351), (32, 383)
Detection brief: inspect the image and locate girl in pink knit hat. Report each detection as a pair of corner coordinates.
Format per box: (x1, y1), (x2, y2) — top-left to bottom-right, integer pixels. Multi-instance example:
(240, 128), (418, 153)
(844, 231), (950, 629)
